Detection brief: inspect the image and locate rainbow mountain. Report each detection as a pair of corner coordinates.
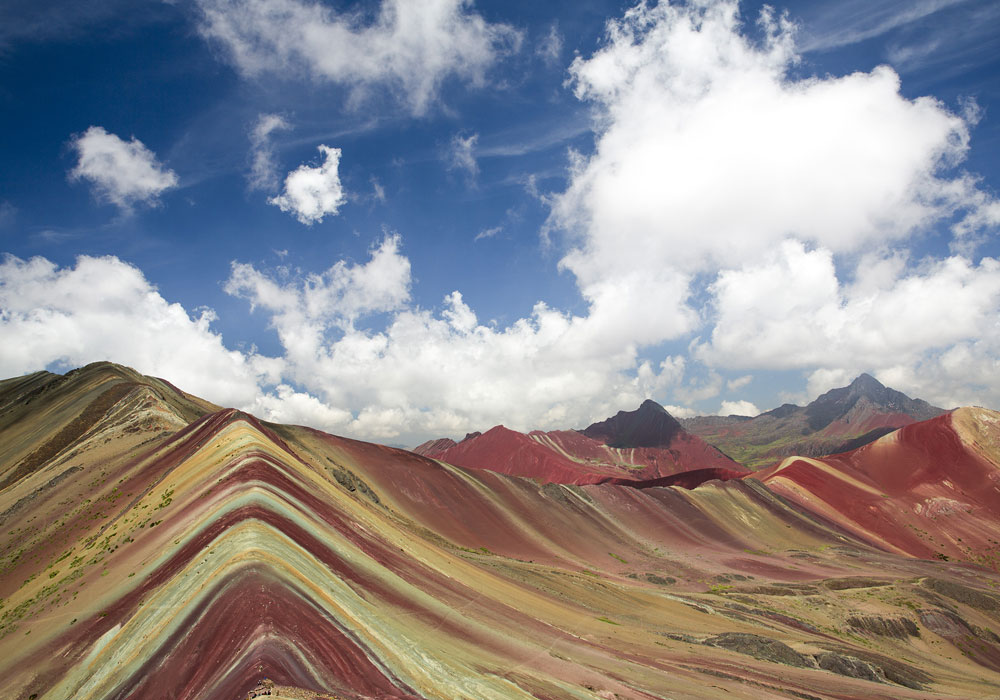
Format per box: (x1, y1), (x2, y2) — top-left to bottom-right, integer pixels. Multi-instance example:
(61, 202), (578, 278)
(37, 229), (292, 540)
(3, 362), (1000, 699)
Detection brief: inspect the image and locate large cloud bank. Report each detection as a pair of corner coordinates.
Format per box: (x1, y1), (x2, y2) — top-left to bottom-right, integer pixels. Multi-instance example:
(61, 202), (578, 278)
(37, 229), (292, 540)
(548, 0), (999, 405)
(5, 0), (1000, 445)
(0, 254), (274, 406)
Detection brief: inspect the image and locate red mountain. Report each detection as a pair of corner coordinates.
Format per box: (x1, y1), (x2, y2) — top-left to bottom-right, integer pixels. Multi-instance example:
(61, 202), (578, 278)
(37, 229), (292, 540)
(413, 399), (746, 485)
(757, 406), (1000, 563)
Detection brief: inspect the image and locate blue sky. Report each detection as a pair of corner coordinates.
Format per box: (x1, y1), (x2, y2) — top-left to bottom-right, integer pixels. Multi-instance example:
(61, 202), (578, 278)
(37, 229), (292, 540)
(1, 0), (998, 445)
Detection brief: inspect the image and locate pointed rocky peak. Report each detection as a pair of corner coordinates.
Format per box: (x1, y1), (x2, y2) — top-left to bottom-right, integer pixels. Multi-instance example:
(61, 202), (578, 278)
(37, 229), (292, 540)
(637, 398), (669, 415)
(850, 372), (885, 394)
(841, 373), (897, 407)
(581, 399), (683, 448)
(806, 373), (943, 432)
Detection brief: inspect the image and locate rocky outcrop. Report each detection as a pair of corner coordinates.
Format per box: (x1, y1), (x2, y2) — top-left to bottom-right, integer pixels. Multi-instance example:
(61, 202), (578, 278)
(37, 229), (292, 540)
(704, 633), (812, 668)
(847, 615), (919, 639)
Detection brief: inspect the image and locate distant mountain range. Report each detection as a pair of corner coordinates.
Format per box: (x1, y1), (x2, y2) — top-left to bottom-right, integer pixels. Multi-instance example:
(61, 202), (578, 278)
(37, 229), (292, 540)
(417, 373), (946, 478)
(3, 362), (1000, 699)
(414, 398), (746, 485)
(682, 373), (945, 468)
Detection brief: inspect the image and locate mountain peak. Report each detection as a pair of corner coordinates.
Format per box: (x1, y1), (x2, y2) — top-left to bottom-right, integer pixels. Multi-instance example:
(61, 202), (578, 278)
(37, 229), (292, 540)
(582, 399), (682, 448)
(848, 372), (886, 396)
(806, 373), (941, 432)
(637, 398), (668, 414)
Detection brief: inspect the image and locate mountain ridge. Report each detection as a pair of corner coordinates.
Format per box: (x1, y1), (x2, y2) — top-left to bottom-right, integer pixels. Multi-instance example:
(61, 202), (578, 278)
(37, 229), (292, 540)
(682, 373), (946, 468)
(416, 374), (946, 476)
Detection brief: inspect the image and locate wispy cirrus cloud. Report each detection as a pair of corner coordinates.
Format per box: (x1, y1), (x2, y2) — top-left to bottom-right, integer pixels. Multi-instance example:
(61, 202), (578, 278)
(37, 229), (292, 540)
(0, 201), (16, 228)
(796, 0), (968, 52)
(536, 22), (563, 65)
(446, 132), (479, 178)
(192, 0), (521, 114)
(0, 0), (169, 49)
(248, 113), (291, 191)
(474, 225), (502, 242)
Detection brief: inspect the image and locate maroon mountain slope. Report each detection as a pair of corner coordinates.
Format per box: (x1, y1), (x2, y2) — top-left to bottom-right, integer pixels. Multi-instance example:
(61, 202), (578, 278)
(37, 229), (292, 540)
(757, 406), (1000, 566)
(414, 400), (745, 485)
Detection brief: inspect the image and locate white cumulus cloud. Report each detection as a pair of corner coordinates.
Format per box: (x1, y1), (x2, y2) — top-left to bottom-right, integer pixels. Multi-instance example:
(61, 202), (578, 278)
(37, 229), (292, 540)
(544, 0), (999, 416)
(0, 254), (277, 406)
(193, 0), (521, 114)
(223, 235), (686, 442)
(68, 126), (178, 211)
(550, 1), (991, 275)
(269, 144), (345, 224)
(719, 400), (760, 417)
(695, 241), (1000, 409)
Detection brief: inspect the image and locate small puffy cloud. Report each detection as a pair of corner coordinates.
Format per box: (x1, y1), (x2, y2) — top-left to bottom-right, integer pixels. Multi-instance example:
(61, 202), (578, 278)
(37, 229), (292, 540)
(193, 0), (521, 114)
(248, 113), (291, 191)
(269, 144), (345, 224)
(68, 126), (177, 211)
(719, 399), (760, 417)
(447, 132), (479, 177)
(250, 383), (353, 428)
(0, 254), (275, 407)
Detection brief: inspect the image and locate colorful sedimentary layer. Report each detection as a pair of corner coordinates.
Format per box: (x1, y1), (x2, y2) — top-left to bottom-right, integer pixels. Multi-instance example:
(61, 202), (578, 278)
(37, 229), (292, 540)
(758, 407), (1000, 566)
(2, 363), (1000, 699)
